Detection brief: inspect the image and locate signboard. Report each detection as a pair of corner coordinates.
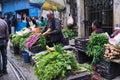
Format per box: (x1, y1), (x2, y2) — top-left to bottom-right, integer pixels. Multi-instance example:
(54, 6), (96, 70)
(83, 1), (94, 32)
(114, 0), (120, 29)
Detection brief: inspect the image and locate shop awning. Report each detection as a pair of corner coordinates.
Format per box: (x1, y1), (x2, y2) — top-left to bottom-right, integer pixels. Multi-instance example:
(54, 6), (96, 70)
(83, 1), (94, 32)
(28, 0), (65, 11)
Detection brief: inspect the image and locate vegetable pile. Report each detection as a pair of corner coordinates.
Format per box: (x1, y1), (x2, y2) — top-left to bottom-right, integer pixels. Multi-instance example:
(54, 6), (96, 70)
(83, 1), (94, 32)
(35, 35), (46, 49)
(62, 29), (77, 39)
(11, 32), (32, 47)
(33, 45), (93, 80)
(104, 44), (120, 59)
(25, 33), (41, 48)
(87, 34), (109, 64)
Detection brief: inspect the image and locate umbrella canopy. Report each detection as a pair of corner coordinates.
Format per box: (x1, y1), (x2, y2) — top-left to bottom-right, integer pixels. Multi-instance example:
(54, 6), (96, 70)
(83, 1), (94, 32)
(28, 0), (65, 11)
(42, 1), (57, 11)
(46, 0), (65, 9)
(28, 0), (45, 8)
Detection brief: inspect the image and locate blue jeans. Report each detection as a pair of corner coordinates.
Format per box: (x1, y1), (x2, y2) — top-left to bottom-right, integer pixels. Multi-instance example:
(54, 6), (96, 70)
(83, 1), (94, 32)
(0, 39), (7, 71)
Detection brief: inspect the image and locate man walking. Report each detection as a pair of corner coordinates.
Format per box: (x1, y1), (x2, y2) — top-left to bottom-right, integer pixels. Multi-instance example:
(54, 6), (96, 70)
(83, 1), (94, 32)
(0, 18), (9, 76)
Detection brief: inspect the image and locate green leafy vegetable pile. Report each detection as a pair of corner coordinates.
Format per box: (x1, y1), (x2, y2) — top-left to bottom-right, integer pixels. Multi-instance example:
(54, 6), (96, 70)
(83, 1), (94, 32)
(11, 32), (32, 48)
(87, 33), (109, 64)
(34, 45), (93, 80)
(35, 36), (46, 49)
(62, 29), (77, 39)
(19, 32), (32, 49)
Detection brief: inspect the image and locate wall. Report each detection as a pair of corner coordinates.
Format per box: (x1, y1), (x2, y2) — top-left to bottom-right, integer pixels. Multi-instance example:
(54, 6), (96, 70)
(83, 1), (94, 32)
(114, 0), (120, 29)
(2, 0), (39, 17)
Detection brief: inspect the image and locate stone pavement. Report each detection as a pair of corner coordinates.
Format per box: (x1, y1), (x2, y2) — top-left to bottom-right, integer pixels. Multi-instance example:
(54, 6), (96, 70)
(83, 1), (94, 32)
(0, 40), (37, 80)
(0, 62), (17, 80)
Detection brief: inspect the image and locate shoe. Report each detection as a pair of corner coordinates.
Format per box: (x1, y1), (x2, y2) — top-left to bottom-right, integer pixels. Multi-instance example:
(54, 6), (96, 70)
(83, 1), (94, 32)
(0, 72), (3, 77)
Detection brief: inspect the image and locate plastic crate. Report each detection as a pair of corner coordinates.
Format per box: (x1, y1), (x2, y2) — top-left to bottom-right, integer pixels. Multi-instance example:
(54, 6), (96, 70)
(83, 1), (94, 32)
(29, 46), (45, 53)
(63, 38), (69, 46)
(55, 72), (91, 80)
(75, 38), (88, 51)
(73, 48), (92, 63)
(97, 58), (120, 80)
(13, 46), (20, 54)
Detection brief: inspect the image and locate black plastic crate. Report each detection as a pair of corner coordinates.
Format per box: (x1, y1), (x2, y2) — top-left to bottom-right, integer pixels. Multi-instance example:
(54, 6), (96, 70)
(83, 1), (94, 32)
(13, 46), (20, 54)
(63, 38), (69, 46)
(29, 46), (45, 53)
(73, 48), (92, 63)
(75, 38), (88, 51)
(97, 58), (120, 80)
(55, 72), (91, 80)
(75, 38), (88, 45)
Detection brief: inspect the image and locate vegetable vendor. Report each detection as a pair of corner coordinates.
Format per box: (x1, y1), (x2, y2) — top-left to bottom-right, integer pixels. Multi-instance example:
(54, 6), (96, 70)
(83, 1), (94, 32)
(41, 11), (63, 47)
(91, 20), (104, 35)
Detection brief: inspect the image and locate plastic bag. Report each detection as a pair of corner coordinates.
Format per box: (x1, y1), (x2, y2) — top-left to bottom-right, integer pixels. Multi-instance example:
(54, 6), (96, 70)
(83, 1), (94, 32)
(46, 0), (65, 9)
(42, 1), (57, 11)
(67, 15), (74, 25)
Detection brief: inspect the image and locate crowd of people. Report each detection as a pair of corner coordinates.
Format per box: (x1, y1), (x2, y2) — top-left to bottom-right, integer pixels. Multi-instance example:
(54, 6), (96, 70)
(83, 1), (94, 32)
(21, 13), (46, 28)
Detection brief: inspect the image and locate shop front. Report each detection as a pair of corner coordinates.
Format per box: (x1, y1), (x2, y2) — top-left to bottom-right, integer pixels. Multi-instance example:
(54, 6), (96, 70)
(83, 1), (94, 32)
(1, 0), (40, 31)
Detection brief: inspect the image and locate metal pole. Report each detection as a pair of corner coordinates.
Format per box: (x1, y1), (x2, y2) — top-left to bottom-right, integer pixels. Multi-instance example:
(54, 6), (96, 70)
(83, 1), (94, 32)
(77, 0), (81, 37)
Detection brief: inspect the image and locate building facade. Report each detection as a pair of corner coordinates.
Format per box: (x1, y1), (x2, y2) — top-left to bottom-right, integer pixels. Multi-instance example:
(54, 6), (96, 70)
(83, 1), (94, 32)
(63, 0), (114, 38)
(0, 0), (42, 31)
(1, 0), (40, 17)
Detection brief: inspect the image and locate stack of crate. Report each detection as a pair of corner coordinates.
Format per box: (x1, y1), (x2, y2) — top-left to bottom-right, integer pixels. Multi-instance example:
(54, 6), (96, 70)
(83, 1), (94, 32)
(96, 58), (120, 79)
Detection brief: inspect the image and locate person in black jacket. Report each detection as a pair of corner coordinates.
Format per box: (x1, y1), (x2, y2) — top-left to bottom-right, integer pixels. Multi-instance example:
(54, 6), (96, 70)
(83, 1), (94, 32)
(11, 15), (17, 33)
(26, 16), (37, 28)
(4, 14), (11, 34)
(91, 20), (104, 34)
(41, 11), (63, 47)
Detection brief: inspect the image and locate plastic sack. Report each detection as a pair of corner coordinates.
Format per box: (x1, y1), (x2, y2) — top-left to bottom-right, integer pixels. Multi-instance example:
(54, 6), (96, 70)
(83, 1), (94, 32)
(46, 0), (65, 9)
(114, 33), (120, 45)
(42, 1), (57, 11)
(28, 0), (45, 8)
(67, 15), (74, 25)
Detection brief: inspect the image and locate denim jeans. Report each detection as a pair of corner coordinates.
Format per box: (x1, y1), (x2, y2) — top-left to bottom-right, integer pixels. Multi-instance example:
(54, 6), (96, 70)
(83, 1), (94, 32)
(0, 39), (7, 71)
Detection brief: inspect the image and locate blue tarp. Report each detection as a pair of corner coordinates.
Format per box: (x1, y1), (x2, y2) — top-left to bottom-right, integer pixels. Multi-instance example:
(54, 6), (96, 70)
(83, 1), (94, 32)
(15, 22), (27, 31)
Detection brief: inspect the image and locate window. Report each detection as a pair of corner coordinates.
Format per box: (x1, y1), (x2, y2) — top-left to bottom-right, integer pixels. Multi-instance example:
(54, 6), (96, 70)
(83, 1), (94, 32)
(84, 0), (113, 36)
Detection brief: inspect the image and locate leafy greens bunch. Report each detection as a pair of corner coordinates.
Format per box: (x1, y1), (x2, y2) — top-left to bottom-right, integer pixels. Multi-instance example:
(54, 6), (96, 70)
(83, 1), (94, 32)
(87, 33), (109, 64)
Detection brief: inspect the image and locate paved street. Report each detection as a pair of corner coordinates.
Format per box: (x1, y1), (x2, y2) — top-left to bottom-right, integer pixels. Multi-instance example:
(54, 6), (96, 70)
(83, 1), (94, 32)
(0, 62), (18, 80)
(0, 41), (37, 80)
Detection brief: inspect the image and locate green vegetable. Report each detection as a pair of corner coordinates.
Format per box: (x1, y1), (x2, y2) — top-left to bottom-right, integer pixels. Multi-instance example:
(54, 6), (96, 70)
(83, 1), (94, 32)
(35, 36), (46, 48)
(34, 45), (93, 80)
(54, 44), (64, 54)
(87, 33), (109, 64)
(12, 35), (21, 46)
(62, 29), (77, 39)
(11, 32), (32, 47)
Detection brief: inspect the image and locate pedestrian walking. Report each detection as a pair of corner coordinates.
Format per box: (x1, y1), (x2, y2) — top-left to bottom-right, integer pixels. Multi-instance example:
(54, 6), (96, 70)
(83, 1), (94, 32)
(11, 15), (17, 34)
(4, 14), (11, 34)
(0, 18), (9, 76)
